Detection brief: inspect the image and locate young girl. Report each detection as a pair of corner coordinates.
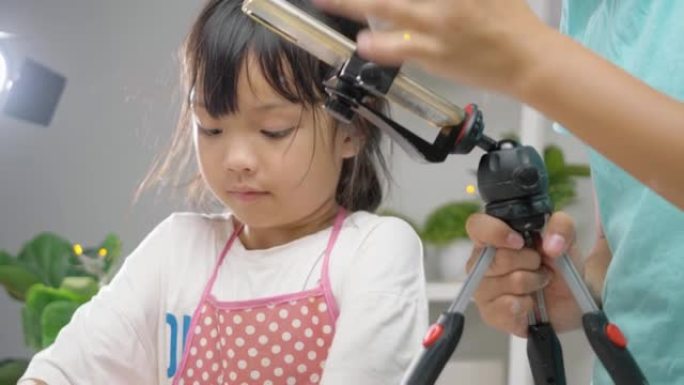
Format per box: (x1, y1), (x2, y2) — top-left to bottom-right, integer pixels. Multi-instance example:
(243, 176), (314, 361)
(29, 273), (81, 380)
(19, 1), (428, 384)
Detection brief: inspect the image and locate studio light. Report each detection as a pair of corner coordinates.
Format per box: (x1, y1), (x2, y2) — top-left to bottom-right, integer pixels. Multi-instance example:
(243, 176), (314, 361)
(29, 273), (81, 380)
(0, 31), (12, 93)
(0, 49), (8, 92)
(0, 31), (67, 126)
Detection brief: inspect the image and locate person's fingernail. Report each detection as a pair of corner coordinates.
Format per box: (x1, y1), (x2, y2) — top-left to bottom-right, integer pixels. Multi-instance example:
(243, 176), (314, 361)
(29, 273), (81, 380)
(357, 31), (371, 52)
(544, 234), (566, 255)
(507, 232), (524, 249)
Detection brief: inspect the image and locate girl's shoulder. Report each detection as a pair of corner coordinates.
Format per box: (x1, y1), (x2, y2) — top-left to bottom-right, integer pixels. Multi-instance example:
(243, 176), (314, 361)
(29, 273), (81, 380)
(331, 211), (424, 295)
(125, 212), (234, 272)
(345, 210), (417, 229)
(342, 210), (421, 245)
(142, 212), (234, 255)
(156, 211), (233, 235)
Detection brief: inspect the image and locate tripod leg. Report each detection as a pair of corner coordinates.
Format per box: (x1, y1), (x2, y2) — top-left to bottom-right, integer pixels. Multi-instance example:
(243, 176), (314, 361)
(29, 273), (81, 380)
(527, 288), (567, 385)
(401, 246), (496, 385)
(555, 254), (649, 385)
(517, 232), (567, 385)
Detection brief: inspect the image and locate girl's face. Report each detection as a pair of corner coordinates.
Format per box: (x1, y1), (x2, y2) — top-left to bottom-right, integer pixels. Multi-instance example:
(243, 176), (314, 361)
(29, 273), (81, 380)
(192, 63), (359, 229)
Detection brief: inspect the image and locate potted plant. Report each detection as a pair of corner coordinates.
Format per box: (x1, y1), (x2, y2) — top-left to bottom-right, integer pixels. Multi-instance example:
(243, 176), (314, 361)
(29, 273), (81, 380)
(0, 232), (121, 385)
(420, 201), (481, 282)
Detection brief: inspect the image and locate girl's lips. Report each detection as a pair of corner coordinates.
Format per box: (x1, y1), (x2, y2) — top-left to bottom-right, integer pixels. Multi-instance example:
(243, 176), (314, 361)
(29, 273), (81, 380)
(227, 191), (269, 202)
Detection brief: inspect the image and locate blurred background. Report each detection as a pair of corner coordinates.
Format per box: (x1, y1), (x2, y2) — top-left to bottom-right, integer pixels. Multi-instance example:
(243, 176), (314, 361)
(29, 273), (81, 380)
(0, 0), (596, 384)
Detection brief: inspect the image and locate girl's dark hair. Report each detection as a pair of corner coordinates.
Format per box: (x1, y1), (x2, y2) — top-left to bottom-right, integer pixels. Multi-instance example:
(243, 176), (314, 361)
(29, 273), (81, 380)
(138, 0), (389, 212)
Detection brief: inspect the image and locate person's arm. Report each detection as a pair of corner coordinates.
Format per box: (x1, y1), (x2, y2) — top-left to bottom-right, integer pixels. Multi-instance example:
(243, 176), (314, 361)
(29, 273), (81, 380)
(313, 0), (684, 210)
(516, 30), (684, 210)
(321, 217), (428, 385)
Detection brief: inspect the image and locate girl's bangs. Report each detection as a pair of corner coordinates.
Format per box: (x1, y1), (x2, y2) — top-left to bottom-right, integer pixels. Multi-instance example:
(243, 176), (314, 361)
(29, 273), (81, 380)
(189, 1), (326, 118)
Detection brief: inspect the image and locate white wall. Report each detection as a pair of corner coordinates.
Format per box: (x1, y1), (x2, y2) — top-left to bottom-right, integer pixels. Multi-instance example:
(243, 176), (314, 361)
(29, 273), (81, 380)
(0, 1), (596, 383)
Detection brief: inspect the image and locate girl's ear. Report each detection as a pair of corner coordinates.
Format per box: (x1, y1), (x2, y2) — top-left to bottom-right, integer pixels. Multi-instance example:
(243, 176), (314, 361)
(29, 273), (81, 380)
(338, 125), (364, 159)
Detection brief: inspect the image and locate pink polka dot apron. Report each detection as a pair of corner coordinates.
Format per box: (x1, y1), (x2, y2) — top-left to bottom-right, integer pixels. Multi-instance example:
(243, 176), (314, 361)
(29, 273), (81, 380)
(173, 210), (345, 385)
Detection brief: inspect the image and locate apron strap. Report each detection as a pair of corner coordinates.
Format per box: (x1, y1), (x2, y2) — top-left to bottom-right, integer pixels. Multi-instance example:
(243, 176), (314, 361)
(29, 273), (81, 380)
(201, 223), (243, 299)
(320, 207), (347, 320)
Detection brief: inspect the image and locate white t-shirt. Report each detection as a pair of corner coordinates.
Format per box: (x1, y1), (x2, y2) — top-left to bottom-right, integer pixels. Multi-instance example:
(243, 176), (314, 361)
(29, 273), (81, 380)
(21, 211), (428, 385)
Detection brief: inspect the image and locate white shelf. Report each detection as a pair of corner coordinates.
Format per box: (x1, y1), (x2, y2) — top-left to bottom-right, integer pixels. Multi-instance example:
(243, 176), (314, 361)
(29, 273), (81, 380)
(426, 282), (464, 302)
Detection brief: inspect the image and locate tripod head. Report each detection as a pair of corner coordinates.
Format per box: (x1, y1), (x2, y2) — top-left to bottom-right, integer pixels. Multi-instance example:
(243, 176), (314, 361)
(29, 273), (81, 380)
(478, 140), (552, 234)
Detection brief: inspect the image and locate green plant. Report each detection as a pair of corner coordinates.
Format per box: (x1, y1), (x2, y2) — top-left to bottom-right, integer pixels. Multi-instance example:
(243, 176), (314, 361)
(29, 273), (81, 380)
(0, 360), (29, 385)
(420, 201), (481, 246)
(544, 145), (591, 209)
(0, 232), (121, 385)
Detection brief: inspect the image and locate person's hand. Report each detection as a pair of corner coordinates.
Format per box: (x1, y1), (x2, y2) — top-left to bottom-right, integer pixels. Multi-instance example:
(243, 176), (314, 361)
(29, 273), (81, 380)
(313, 0), (557, 96)
(465, 212), (584, 337)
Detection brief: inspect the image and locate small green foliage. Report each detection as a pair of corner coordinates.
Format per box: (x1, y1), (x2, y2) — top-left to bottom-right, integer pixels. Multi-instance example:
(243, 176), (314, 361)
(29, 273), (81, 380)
(421, 201), (481, 246)
(40, 301), (81, 347)
(544, 145), (591, 209)
(0, 358), (30, 385)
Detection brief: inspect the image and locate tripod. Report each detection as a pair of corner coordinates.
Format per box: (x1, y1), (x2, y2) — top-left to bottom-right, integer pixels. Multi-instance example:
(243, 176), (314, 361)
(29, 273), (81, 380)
(324, 53), (649, 385)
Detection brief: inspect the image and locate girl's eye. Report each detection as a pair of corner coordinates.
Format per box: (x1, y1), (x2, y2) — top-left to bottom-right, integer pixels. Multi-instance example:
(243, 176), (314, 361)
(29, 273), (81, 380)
(198, 126), (223, 137)
(261, 127), (295, 140)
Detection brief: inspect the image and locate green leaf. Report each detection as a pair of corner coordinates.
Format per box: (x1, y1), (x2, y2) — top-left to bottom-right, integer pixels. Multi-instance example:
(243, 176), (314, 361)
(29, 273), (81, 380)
(544, 145), (566, 177)
(0, 250), (13, 265)
(0, 265), (42, 301)
(100, 233), (122, 274)
(22, 284), (79, 350)
(0, 358), (30, 385)
(549, 180), (577, 210)
(21, 305), (41, 351)
(60, 276), (99, 303)
(565, 164), (591, 177)
(18, 233), (73, 288)
(421, 201), (481, 245)
(41, 300), (80, 348)
(100, 234), (122, 258)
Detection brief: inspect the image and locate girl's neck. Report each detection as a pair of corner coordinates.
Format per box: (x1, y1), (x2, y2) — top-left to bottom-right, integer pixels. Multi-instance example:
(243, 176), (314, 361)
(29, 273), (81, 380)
(237, 200), (341, 250)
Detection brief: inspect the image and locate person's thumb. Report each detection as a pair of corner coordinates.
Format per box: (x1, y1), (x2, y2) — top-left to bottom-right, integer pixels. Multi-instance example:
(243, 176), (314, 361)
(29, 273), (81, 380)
(542, 211), (576, 259)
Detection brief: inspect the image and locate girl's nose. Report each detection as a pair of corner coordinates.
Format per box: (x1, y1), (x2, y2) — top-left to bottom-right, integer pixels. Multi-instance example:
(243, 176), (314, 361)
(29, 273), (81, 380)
(222, 140), (257, 174)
